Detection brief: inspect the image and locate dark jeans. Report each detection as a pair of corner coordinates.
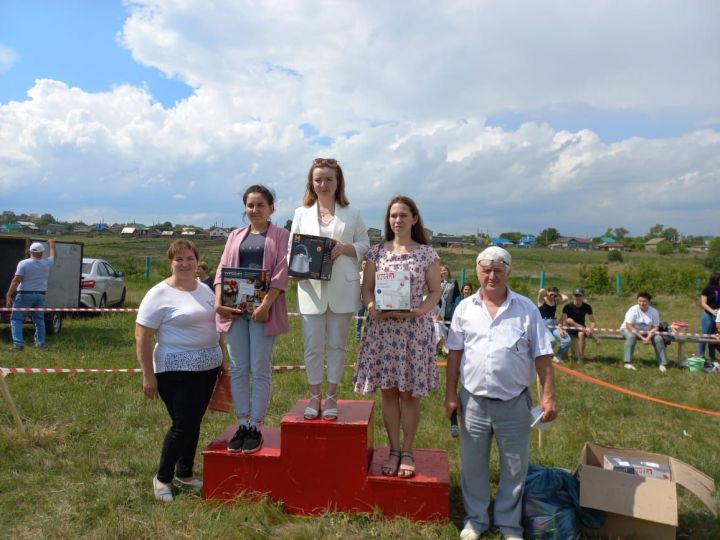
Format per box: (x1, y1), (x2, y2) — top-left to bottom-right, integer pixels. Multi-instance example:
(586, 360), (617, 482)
(156, 367), (219, 483)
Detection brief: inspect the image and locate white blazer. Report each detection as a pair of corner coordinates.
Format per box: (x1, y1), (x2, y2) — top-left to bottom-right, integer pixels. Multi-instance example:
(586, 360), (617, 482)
(289, 203), (370, 314)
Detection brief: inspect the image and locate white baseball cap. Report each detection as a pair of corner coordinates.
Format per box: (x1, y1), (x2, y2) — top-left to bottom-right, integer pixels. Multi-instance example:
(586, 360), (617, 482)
(29, 242), (46, 253)
(476, 246), (511, 267)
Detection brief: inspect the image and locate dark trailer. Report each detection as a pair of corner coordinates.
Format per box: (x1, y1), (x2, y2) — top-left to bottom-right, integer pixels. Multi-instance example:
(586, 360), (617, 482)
(1, 237), (83, 335)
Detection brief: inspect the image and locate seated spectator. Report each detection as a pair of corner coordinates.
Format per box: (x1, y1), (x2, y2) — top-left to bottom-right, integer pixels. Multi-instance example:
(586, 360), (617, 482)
(538, 287), (571, 363)
(560, 287), (597, 363)
(620, 292), (668, 372)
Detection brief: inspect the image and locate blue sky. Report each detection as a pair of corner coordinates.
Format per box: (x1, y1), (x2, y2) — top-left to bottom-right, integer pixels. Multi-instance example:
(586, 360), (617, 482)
(1, 1), (718, 236)
(0, 1), (191, 106)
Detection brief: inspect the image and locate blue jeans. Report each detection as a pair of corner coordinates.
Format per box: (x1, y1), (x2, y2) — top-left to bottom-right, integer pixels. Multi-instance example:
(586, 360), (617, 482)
(698, 311), (717, 360)
(543, 319), (571, 357)
(11, 293), (47, 347)
(225, 317), (276, 424)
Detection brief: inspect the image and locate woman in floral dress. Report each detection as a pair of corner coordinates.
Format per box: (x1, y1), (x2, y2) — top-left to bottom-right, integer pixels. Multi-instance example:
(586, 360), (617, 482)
(353, 196), (441, 478)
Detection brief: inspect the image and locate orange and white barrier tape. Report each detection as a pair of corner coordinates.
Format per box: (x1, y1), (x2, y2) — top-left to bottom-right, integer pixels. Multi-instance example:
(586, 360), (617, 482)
(3, 306), (718, 340)
(0, 365), (307, 377)
(0, 307), (138, 313)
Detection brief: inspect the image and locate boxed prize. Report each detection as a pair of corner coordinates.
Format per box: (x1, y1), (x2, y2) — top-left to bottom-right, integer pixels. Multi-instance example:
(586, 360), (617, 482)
(221, 267), (268, 312)
(576, 442), (716, 540)
(288, 233), (336, 281)
(374, 270), (412, 311)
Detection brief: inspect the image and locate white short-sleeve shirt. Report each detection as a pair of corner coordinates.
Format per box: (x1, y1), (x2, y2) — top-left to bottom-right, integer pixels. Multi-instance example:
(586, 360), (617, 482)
(620, 304), (660, 332)
(447, 288), (552, 400)
(136, 281), (221, 373)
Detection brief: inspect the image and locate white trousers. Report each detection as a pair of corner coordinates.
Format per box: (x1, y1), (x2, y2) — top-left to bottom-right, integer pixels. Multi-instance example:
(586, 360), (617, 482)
(301, 311), (351, 385)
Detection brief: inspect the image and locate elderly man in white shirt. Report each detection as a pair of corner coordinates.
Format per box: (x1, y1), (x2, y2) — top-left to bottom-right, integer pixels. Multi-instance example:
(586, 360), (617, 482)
(620, 291), (668, 372)
(444, 246), (558, 540)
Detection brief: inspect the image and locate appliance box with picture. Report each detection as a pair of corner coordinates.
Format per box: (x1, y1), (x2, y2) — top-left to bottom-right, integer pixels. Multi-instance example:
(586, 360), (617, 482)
(288, 233), (336, 281)
(221, 267), (268, 312)
(374, 270), (412, 311)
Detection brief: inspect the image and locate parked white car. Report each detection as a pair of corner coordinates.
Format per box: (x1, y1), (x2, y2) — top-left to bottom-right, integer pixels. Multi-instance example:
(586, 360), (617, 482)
(80, 258), (126, 308)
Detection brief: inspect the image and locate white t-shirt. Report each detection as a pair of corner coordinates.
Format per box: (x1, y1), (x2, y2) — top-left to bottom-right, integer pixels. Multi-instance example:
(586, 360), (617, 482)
(16, 257), (55, 291)
(447, 288), (553, 400)
(136, 281), (221, 373)
(620, 304), (660, 332)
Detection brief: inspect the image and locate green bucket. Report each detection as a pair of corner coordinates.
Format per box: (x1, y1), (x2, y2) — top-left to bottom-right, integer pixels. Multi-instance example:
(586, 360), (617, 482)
(687, 357), (705, 373)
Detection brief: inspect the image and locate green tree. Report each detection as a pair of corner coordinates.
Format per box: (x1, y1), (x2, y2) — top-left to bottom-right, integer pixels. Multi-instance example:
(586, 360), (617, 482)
(646, 224), (664, 240)
(38, 213), (56, 225)
(662, 227), (680, 243)
(705, 237), (720, 270)
(499, 232), (523, 243)
(536, 227), (560, 246)
(656, 241), (673, 255)
(612, 227), (629, 239)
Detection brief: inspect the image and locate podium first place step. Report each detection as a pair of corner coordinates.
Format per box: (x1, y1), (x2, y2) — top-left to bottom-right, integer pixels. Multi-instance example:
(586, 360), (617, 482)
(202, 399), (449, 521)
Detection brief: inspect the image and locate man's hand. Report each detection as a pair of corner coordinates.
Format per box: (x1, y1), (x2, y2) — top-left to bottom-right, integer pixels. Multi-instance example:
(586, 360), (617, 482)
(444, 391), (461, 419)
(540, 393), (559, 423)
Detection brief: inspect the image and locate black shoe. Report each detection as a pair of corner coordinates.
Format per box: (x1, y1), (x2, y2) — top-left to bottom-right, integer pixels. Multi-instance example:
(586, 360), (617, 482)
(227, 425), (248, 452)
(242, 426), (263, 454)
(9, 345), (24, 352)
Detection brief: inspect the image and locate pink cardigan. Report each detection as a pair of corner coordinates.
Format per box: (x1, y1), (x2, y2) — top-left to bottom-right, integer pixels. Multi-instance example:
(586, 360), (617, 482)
(214, 223), (290, 336)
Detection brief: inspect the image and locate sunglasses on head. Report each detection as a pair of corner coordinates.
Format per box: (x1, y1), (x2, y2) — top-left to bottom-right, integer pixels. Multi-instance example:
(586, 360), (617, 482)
(313, 158), (338, 167)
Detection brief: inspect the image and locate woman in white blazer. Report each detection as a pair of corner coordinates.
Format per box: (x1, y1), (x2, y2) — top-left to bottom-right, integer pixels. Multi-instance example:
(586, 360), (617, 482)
(289, 158), (370, 420)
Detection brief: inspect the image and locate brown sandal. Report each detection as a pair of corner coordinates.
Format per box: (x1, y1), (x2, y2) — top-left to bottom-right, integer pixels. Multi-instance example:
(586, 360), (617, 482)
(381, 449), (401, 476)
(398, 451), (416, 479)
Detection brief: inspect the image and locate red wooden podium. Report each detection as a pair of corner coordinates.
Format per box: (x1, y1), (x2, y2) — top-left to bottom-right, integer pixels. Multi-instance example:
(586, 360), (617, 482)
(202, 399), (449, 521)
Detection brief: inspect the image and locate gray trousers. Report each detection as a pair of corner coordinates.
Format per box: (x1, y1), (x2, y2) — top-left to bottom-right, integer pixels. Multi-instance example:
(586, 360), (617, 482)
(621, 330), (667, 366)
(459, 386), (532, 538)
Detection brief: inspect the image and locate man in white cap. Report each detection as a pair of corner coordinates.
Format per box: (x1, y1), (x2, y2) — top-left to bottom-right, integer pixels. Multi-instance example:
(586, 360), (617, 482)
(444, 246), (558, 540)
(6, 239), (57, 350)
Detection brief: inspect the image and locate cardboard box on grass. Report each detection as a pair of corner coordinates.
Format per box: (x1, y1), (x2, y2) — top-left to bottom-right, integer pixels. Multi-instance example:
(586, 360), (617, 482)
(576, 442), (717, 540)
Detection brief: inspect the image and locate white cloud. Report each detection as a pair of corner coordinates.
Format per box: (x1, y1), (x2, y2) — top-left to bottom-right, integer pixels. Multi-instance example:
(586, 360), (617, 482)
(0, 44), (18, 75)
(1, 1), (719, 236)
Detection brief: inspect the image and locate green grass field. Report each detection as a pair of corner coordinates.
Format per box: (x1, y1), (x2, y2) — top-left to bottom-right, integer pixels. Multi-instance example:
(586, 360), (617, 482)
(1, 240), (718, 539)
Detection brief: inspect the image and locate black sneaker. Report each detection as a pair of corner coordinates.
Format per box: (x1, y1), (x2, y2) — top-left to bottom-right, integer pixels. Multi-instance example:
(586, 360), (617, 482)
(242, 426), (263, 454)
(227, 425), (248, 452)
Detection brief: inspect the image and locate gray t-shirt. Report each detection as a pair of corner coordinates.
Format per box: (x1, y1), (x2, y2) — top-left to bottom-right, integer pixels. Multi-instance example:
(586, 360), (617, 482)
(239, 231), (267, 269)
(16, 257), (55, 291)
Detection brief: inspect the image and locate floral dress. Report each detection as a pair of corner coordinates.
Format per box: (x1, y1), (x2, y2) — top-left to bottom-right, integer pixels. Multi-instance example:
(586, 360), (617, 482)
(353, 243), (440, 398)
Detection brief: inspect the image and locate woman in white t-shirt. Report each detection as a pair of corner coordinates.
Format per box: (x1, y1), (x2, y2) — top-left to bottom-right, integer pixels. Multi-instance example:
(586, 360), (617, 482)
(619, 291), (668, 371)
(135, 240), (225, 502)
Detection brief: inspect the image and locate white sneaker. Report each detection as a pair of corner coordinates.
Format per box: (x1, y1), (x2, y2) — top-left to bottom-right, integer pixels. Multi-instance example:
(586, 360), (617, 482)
(504, 535), (524, 540)
(623, 363), (637, 371)
(459, 524), (481, 540)
(552, 355), (564, 364)
(659, 365), (667, 373)
(153, 476), (173, 502)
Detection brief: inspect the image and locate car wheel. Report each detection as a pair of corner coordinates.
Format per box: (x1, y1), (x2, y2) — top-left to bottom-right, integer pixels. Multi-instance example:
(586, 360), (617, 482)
(99, 294), (107, 311)
(46, 312), (63, 335)
(118, 288), (126, 307)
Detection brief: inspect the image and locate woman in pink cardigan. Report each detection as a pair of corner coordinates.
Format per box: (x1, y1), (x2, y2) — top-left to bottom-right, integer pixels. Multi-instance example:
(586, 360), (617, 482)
(214, 185), (289, 454)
